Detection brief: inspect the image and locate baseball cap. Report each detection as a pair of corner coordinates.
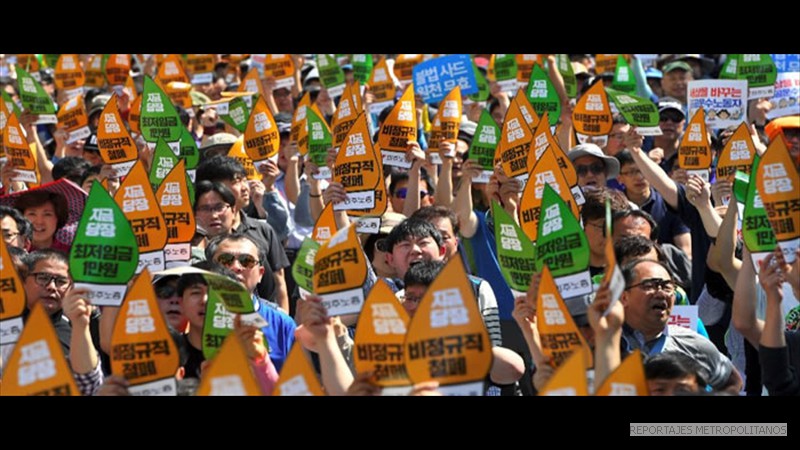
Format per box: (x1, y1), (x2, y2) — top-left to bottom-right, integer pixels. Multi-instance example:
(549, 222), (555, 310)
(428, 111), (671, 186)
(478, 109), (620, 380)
(662, 61), (692, 74)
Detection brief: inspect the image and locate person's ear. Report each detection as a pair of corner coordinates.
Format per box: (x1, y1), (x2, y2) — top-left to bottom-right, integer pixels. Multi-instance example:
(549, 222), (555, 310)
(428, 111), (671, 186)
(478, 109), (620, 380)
(258, 265), (265, 278)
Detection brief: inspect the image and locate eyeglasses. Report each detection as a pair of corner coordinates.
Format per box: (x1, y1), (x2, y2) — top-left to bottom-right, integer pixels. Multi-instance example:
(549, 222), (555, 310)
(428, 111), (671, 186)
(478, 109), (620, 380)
(625, 278), (676, 295)
(575, 163), (605, 177)
(28, 272), (71, 290)
(659, 112), (684, 123)
(155, 284), (178, 299)
(585, 221), (606, 237)
(2, 231), (20, 240)
(196, 203), (231, 215)
(215, 252), (260, 269)
(619, 168), (643, 178)
(394, 187), (429, 199)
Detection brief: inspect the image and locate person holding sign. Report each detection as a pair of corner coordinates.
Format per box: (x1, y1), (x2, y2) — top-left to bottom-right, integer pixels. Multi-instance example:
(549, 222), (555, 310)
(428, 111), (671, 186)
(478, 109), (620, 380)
(13, 189), (70, 253)
(196, 155), (290, 312)
(194, 181), (237, 239)
(205, 232), (296, 372)
(620, 258), (742, 393)
(651, 98), (688, 177)
(567, 143), (620, 191)
(20, 249), (104, 395)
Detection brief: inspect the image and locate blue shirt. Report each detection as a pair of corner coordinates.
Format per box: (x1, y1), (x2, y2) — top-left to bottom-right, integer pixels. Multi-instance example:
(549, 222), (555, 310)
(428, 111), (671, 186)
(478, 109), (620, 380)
(253, 295), (297, 373)
(637, 187), (690, 246)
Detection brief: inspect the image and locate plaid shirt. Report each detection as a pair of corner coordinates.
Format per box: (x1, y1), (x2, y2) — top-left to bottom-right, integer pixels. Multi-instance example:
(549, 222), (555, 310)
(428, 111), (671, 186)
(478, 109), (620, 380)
(74, 362), (104, 396)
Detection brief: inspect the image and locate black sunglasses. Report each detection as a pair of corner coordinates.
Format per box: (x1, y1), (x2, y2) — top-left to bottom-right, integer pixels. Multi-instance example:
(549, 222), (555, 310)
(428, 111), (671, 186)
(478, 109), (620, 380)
(575, 163), (605, 177)
(215, 252), (260, 269)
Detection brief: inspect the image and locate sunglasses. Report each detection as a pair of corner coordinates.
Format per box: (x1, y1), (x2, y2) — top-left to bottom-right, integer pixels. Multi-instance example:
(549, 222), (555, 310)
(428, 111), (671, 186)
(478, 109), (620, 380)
(659, 112), (684, 123)
(575, 163), (605, 177)
(155, 284), (178, 299)
(215, 252), (260, 269)
(394, 187), (429, 199)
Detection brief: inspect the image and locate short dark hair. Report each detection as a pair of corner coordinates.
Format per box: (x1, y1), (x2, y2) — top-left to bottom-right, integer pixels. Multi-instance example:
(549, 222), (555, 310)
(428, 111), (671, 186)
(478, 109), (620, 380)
(205, 232), (267, 267)
(621, 258), (672, 288)
(613, 209), (659, 242)
(177, 273), (207, 297)
(385, 219), (443, 253)
(196, 155), (246, 184)
(615, 235), (663, 266)
(23, 248), (69, 274)
(580, 186), (630, 222)
(194, 180), (237, 211)
(411, 205), (460, 237)
(51, 157), (92, 186)
(644, 351), (708, 389)
(612, 113), (628, 126)
(389, 172), (409, 196)
(0, 205), (33, 241)
(15, 190), (69, 230)
(403, 260), (445, 288)
(615, 149), (635, 168)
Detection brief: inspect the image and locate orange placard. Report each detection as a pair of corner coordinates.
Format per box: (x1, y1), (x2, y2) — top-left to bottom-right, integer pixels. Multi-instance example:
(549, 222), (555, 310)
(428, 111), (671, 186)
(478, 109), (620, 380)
(84, 55), (105, 88)
(333, 113), (382, 211)
(114, 161), (168, 271)
(54, 54), (85, 92)
(678, 107), (712, 176)
(537, 348), (589, 396)
(15, 54), (40, 73)
(428, 86), (462, 160)
(313, 203), (339, 244)
(353, 279), (412, 388)
(155, 159), (196, 262)
(595, 54), (627, 75)
(56, 93), (90, 142)
(128, 94), (142, 136)
(346, 159), (388, 221)
(227, 135), (260, 181)
(312, 224), (368, 316)
(196, 329), (264, 396)
(156, 54), (190, 87)
(516, 54), (542, 84)
(715, 121), (756, 182)
(291, 92), (311, 155)
(239, 68), (266, 101)
(243, 96), (280, 166)
(110, 269), (180, 395)
(514, 87), (541, 129)
(3, 112), (38, 184)
(536, 264), (592, 368)
(494, 97), (533, 180)
(331, 81), (362, 150)
(755, 135), (800, 250)
(377, 84), (417, 153)
(263, 54), (296, 90)
(124, 75), (138, 103)
(528, 111), (578, 186)
(97, 93), (138, 175)
(0, 238), (26, 319)
(0, 304), (80, 396)
(185, 54), (215, 81)
(273, 343), (326, 395)
(572, 81), (613, 141)
(162, 81), (193, 110)
(519, 147), (580, 242)
(403, 258), (493, 395)
(595, 349), (648, 396)
(106, 54), (131, 86)
(368, 57), (396, 113)
(393, 54), (424, 83)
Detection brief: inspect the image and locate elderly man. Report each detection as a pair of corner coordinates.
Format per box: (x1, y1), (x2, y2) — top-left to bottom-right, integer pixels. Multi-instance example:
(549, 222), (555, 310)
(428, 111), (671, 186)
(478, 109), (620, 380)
(567, 143), (621, 190)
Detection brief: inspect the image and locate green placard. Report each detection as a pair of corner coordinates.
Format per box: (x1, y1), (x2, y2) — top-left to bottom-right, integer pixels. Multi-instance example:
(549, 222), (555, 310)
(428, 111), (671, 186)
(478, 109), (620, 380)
(742, 155), (777, 255)
(220, 96), (250, 133)
(467, 61), (490, 102)
(352, 54), (373, 84)
(2, 90), (23, 117)
(69, 181), (139, 284)
(556, 54), (577, 99)
(493, 54), (517, 82)
(202, 287), (234, 360)
(178, 128), (200, 169)
(611, 55), (636, 93)
(292, 238), (321, 293)
(534, 183), (589, 277)
(307, 107), (332, 167)
(150, 138), (179, 191)
(468, 109), (501, 171)
(15, 65), (56, 115)
(605, 88), (659, 128)
(140, 76), (183, 143)
(720, 54), (777, 89)
(492, 201), (536, 292)
(526, 63), (560, 126)
(316, 54), (346, 96)
(733, 170), (749, 204)
(44, 54), (60, 69)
